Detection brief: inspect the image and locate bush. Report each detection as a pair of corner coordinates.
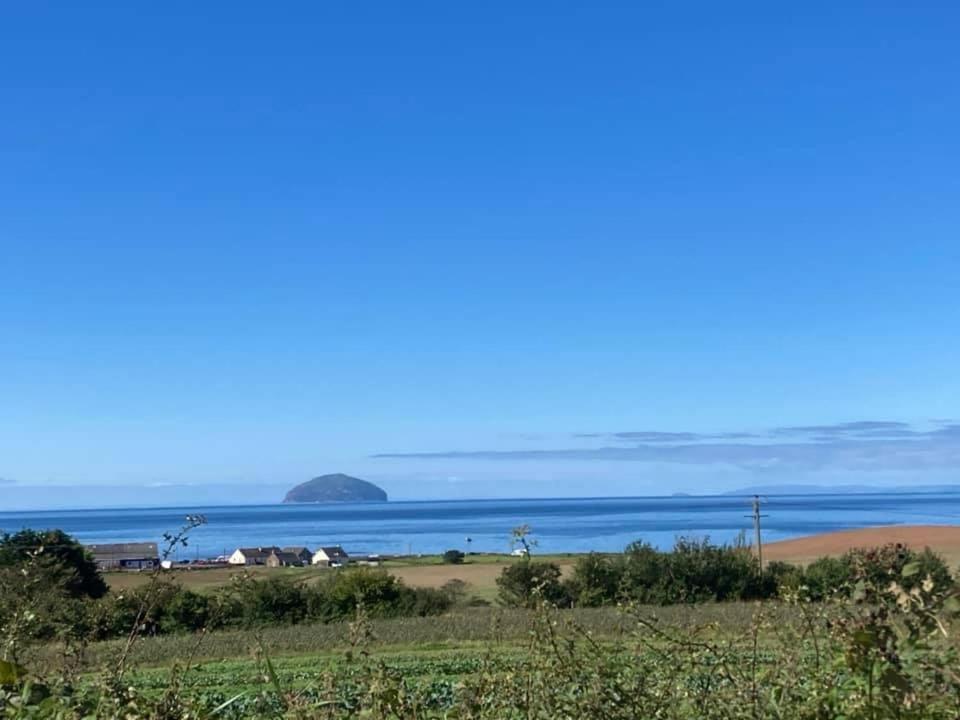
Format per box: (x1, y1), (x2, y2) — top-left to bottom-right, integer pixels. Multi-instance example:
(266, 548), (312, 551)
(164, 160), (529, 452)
(619, 541), (664, 604)
(0, 529), (107, 599)
(845, 543), (953, 597)
(0, 529), (111, 649)
(233, 577), (308, 626)
(442, 549), (466, 564)
(763, 560), (802, 595)
(795, 556), (852, 600)
(321, 568), (407, 618)
(618, 537), (771, 605)
(403, 587), (455, 617)
(441, 579), (468, 604)
(497, 560), (570, 608)
(159, 589), (216, 634)
(565, 553), (623, 607)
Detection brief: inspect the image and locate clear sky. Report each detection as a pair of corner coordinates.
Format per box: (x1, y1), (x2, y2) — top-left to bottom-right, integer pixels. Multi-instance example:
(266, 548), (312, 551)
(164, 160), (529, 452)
(2, 3), (958, 506)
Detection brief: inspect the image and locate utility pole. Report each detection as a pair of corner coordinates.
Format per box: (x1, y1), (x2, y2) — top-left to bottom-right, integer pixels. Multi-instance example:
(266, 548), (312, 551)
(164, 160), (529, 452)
(746, 495), (768, 572)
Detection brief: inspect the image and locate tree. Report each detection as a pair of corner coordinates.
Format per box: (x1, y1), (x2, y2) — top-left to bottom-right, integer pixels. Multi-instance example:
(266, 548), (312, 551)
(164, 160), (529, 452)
(510, 525), (537, 555)
(0, 529), (107, 599)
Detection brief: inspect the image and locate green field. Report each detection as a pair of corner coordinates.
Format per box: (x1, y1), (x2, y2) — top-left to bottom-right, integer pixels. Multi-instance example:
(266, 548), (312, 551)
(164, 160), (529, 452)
(22, 597), (958, 719)
(27, 603), (768, 673)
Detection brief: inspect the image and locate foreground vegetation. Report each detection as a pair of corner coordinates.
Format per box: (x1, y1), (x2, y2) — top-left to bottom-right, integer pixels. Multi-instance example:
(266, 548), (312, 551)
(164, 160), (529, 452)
(3, 522), (960, 718)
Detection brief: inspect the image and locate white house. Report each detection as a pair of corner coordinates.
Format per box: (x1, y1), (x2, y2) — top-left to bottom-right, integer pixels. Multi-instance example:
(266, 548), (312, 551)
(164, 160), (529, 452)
(228, 546), (280, 565)
(311, 545), (349, 567)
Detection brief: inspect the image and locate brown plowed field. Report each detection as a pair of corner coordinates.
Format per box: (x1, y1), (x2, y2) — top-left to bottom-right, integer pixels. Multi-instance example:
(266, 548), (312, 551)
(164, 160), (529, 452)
(764, 525), (960, 567)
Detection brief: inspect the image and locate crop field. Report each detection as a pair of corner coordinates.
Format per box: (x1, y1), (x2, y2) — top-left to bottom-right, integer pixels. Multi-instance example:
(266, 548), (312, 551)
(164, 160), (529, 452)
(27, 603), (775, 673)
(36, 596), (959, 719)
(129, 648), (515, 699)
(36, 602), (830, 718)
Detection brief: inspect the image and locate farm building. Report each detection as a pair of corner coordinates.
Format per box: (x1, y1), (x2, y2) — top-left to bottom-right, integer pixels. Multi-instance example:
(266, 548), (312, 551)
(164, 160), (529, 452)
(282, 546), (314, 565)
(87, 542), (159, 571)
(266, 550), (303, 567)
(312, 546), (349, 567)
(228, 546), (281, 565)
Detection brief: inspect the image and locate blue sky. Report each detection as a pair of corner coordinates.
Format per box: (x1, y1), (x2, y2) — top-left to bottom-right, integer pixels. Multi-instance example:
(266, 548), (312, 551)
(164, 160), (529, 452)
(2, 3), (959, 506)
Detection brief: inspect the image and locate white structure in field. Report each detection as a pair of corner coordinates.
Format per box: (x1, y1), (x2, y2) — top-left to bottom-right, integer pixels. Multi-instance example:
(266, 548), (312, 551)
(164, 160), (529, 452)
(312, 545), (349, 567)
(228, 546), (279, 565)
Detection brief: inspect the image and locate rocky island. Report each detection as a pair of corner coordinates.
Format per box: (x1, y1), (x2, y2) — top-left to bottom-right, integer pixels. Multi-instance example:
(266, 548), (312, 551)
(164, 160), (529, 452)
(282, 474), (388, 503)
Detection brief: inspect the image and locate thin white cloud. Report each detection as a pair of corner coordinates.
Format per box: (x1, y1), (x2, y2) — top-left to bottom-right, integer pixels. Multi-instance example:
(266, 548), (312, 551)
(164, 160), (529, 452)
(372, 420), (960, 474)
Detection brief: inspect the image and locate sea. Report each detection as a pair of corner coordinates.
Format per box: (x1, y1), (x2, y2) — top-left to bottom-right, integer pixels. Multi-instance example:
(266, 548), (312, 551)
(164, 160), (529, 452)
(2, 493), (959, 560)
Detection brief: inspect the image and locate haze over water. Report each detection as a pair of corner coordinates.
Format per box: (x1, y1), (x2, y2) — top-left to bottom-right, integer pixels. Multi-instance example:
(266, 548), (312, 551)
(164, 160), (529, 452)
(2, 493), (959, 560)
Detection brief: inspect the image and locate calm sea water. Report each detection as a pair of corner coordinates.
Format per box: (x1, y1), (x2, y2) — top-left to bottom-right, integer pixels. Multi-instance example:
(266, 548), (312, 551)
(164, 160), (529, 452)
(1, 494), (958, 560)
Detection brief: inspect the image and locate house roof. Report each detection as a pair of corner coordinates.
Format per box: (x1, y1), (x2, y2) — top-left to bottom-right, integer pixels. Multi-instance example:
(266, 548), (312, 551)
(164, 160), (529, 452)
(270, 551), (302, 564)
(87, 542), (158, 560)
(235, 546), (281, 559)
(317, 545), (349, 557)
(282, 546), (312, 555)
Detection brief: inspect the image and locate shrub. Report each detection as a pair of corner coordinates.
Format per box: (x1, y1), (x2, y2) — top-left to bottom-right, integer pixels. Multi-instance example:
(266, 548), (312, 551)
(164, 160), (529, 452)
(443, 549), (466, 564)
(797, 556), (852, 600)
(0, 529), (107, 599)
(764, 560), (802, 595)
(845, 543), (953, 597)
(233, 577), (308, 626)
(159, 589), (215, 634)
(619, 541), (664, 604)
(441, 579), (468, 604)
(402, 587), (455, 617)
(617, 536), (776, 605)
(497, 560), (570, 608)
(565, 553), (623, 607)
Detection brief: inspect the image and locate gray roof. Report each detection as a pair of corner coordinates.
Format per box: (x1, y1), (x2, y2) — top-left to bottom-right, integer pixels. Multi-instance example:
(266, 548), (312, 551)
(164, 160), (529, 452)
(319, 545), (348, 557)
(270, 551), (302, 564)
(282, 546), (312, 555)
(236, 546), (281, 559)
(87, 542), (158, 560)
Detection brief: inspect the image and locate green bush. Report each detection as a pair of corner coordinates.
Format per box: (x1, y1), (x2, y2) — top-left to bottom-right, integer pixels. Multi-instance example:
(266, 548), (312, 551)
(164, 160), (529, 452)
(234, 577), (308, 626)
(795, 555), (852, 600)
(565, 553), (623, 607)
(0, 529), (107, 599)
(616, 537), (774, 605)
(844, 543), (953, 597)
(159, 589), (216, 634)
(442, 549), (465, 564)
(0, 529), (110, 649)
(320, 567), (407, 619)
(496, 560), (571, 608)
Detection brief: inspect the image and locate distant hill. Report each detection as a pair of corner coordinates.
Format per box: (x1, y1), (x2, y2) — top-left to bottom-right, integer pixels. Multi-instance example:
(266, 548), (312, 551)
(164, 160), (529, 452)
(723, 484), (960, 496)
(282, 474), (388, 503)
